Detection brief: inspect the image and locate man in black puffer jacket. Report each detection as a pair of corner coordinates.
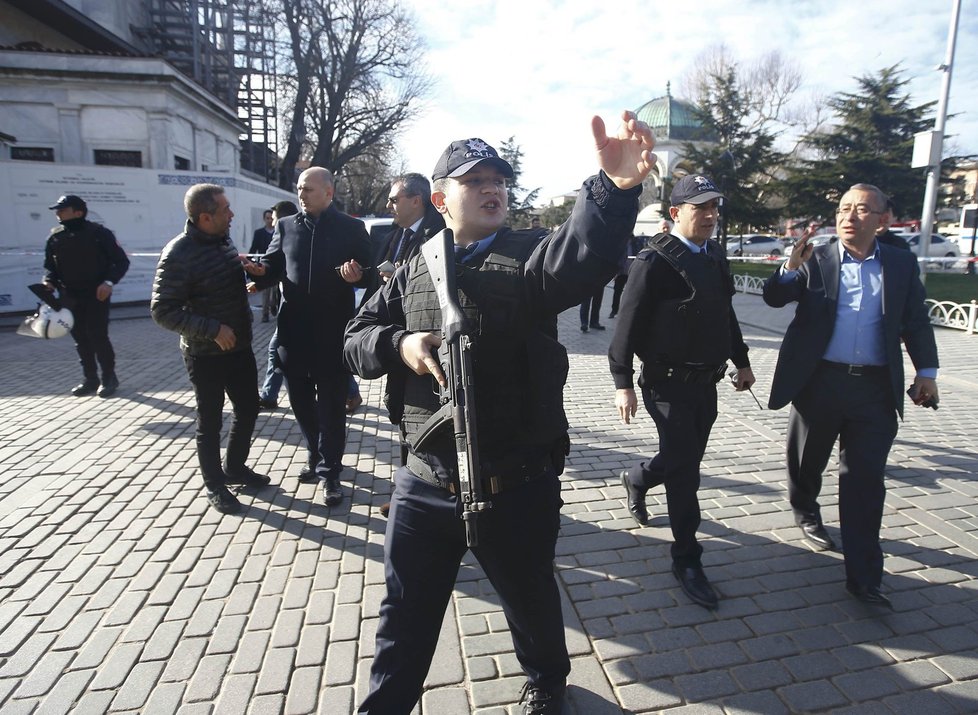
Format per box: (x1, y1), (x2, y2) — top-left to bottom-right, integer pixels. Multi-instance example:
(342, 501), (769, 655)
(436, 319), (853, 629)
(151, 183), (270, 515)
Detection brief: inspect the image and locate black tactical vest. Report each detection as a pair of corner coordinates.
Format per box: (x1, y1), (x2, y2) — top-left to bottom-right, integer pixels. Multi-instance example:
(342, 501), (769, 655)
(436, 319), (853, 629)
(400, 230), (569, 459)
(647, 233), (732, 365)
(48, 221), (105, 289)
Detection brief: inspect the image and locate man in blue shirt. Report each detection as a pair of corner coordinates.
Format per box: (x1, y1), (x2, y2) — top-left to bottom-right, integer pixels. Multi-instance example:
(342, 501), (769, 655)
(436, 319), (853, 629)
(763, 183), (939, 608)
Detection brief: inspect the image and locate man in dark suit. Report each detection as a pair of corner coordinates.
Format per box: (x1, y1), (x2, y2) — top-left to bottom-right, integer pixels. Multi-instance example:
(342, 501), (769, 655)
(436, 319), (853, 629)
(365, 173), (445, 301)
(243, 167), (372, 506)
(763, 183), (939, 608)
(249, 209), (277, 322)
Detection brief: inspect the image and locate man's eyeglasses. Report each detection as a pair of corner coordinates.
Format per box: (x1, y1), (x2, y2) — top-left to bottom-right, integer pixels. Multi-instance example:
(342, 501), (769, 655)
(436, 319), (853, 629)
(836, 204), (884, 217)
(387, 194), (418, 205)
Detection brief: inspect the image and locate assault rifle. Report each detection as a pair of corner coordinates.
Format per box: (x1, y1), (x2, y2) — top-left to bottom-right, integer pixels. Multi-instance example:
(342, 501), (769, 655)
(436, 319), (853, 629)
(414, 228), (491, 546)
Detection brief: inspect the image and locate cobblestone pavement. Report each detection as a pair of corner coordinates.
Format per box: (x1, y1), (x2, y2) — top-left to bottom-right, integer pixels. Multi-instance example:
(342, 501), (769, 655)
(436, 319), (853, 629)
(0, 291), (976, 714)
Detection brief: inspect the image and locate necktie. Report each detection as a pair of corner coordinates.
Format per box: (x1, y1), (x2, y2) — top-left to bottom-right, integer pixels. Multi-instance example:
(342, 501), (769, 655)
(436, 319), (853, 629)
(455, 242), (479, 264)
(394, 228), (413, 264)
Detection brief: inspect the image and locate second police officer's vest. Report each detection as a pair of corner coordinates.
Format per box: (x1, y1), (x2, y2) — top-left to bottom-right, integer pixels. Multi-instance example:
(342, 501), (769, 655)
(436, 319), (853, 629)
(400, 229), (569, 461)
(645, 232), (732, 367)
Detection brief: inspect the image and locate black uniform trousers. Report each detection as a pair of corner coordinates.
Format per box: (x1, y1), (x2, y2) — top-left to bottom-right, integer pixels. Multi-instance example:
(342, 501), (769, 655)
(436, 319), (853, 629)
(578, 285), (604, 327)
(786, 363), (897, 590)
(358, 466), (570, 713)
(284, 366), (348, 479)
(624, 379), (718, 568)
(66, 288), (115, 382)
(609, 274), (628, 316)
(184, 349), (259, 489)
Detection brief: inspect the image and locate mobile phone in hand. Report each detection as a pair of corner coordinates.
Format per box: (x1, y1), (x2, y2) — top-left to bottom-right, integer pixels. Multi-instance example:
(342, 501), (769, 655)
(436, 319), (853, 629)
(907, 384), (938, 410)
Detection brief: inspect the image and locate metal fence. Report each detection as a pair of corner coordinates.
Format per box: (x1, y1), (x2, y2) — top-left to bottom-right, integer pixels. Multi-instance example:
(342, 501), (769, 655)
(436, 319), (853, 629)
(731, 273), (978, 335)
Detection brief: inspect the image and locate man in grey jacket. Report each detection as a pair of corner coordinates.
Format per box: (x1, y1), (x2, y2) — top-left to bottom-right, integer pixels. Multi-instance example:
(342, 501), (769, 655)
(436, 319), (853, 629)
(151, 183), (270, 514)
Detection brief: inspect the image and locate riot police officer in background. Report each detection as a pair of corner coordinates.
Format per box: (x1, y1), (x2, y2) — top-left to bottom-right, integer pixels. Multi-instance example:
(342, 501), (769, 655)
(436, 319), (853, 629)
(43, 194), (129, 397)
(345, 111), (655, 714)
(610, 174), (755, 610)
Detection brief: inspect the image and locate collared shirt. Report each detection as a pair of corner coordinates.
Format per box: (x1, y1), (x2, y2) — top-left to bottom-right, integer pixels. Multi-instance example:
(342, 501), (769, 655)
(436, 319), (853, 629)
(777, 243), (937, 378)
(822, 240), (886, 365)
(670, 230), (709, 254)
(457, 231), (499, 263)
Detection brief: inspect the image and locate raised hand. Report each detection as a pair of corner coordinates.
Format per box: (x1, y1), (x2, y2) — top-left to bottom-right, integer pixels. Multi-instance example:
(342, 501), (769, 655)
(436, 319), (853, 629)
(592, 110), (656, 191)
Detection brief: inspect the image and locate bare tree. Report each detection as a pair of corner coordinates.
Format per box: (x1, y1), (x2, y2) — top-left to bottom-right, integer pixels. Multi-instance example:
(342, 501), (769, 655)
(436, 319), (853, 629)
(272, 0), (432, 190)
(681, 44), (802, 136)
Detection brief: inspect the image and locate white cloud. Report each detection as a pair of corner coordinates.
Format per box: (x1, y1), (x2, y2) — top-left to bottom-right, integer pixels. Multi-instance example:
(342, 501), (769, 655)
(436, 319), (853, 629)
(397, 0), (978, 201)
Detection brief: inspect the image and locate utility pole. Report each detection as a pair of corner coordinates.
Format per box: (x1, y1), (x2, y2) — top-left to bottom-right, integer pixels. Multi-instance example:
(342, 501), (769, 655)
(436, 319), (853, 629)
(916, 0), (961, 283)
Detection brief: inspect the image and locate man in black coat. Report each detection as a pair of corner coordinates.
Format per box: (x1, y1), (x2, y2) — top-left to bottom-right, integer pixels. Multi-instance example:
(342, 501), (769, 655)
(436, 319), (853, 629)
(365, 172), (446, 302)
(610, 175), (755, 610)
(249, 208), (277, 322)
(345, 112), (656, 714)
(763, 183), (939, 608)
(244, 167), (372, 505)
(43, 194), (129, 397)
(151, 184), (270, 515)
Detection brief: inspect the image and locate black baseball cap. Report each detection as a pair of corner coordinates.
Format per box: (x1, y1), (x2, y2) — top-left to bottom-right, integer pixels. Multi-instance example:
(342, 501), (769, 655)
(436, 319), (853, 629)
(432, 138), (514, 181)
(49, 194), (87, 211)
(670, 175), (723, 206)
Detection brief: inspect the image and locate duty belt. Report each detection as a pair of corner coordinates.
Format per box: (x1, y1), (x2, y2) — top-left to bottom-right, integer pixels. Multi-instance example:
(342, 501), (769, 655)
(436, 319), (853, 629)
(406, 452), (552, 496)
(644, 362), (726, 385)
(821, 360), (887, 377)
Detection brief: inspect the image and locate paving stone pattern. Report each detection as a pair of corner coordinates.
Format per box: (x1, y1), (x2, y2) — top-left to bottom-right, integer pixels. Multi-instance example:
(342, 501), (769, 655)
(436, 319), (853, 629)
(0, 291), (976, 713)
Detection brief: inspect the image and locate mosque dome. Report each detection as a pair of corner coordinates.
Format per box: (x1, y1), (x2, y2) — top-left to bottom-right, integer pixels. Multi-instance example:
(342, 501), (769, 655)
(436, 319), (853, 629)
(635, 83), (717, 143)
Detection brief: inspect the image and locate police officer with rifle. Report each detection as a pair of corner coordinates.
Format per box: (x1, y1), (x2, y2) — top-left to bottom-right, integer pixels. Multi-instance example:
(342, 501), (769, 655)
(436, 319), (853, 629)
(344, 111), (655, 714)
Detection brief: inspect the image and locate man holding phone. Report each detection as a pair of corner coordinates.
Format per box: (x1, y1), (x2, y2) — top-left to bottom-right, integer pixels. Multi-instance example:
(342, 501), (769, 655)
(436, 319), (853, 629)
(763, 183), (939, 608)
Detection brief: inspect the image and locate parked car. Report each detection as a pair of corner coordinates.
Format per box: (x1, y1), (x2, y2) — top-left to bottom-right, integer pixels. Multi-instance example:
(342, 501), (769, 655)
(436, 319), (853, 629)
(784, 234), (836, 257)
(905, 233), (960, 269)
(726, 234), (783, 257)
(359, 216), (395, 256)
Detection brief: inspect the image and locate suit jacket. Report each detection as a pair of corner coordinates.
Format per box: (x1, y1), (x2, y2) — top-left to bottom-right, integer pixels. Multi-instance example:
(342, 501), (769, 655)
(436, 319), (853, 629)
(258, 204), (371, 373)
(363, 204), (446, 303)
(763, 241), (938, 417)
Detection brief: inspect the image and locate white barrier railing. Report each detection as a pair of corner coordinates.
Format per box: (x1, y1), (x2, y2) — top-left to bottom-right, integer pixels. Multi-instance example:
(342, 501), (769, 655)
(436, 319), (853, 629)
(926, 299), (978, 334)
(732, 270), (977, 335)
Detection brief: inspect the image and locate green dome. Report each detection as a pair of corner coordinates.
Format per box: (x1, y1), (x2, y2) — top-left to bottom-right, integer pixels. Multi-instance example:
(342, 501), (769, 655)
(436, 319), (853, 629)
(635, 86), (716, 142)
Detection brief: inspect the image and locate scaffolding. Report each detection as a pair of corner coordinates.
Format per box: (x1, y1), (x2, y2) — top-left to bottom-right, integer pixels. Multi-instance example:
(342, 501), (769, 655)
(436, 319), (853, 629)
(139, 0), (279, 183)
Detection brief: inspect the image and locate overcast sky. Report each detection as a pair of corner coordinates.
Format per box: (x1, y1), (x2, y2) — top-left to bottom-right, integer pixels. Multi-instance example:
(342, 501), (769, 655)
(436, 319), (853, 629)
(394, 0), (978, 203)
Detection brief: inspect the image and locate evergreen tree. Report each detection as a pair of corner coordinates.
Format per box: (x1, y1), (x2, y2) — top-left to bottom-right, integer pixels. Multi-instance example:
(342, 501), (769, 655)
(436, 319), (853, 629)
(681, 66), (784, 235)
(498, 137), (540, 227)
(782, 65), (935, 223)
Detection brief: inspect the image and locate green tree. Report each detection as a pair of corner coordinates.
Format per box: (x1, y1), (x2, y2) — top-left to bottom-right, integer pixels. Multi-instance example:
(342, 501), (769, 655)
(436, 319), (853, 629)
(782, 65), (935, 222)
(681, 66), (785, 235)
(497, 137), (540, 227)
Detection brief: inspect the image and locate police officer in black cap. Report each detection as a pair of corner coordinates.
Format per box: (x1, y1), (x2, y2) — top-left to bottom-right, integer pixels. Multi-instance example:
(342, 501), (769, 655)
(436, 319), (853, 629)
(345, 111), (655, 714)
(43, 194), (129, 397)
(610, 174), (755, 610)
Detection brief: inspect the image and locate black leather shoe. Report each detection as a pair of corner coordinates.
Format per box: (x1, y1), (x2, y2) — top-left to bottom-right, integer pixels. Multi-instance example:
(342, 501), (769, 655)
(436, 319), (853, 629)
(800, 522), (836, 551)
(97, 375), (119, 398)
(580, 323), (588, 333)
(589, 322), (606, 330)
(621, 470), (649, 526)
(846, 583), (893, 610)
(519, 681), (565, 714)
(296, 466), (319, 484)
(206, 486), (242, 515)
(323, 476), (342, 506)
(672, 563), (719, 610)
(224, 465), (271, 490)
(71, 380), (99, 397)
(258, 397), (278, 410)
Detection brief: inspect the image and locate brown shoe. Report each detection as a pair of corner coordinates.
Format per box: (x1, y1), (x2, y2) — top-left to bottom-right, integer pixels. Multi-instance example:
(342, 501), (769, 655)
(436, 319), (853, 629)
(379, 502), (390, 517)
